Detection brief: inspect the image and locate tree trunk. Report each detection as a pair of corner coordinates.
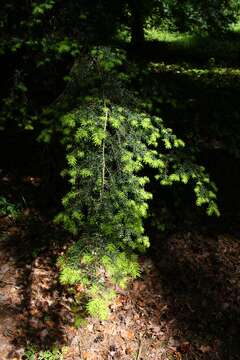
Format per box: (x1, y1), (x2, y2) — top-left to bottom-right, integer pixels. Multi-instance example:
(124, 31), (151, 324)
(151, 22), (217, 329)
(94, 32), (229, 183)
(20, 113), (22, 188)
(129, 0), (145, 46)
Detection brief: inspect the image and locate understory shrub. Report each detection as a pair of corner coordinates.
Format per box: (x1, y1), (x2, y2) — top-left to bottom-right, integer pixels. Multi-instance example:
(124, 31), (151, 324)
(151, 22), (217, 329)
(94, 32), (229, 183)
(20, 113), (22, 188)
(55, 49), (219, 319)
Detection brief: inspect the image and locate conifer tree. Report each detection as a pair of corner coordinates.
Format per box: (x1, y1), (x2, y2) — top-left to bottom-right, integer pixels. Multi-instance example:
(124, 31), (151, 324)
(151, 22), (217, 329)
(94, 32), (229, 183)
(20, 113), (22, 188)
(56, 48), (219, 319)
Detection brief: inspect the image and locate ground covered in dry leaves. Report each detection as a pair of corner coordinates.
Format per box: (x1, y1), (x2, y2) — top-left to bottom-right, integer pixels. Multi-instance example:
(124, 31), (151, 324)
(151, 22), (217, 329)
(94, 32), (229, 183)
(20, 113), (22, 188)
(0, 172), (240, 360)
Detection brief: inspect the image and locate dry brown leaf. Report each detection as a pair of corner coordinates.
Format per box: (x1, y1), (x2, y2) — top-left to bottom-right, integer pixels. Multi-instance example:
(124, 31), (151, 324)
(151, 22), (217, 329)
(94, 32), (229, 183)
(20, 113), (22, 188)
(82, 351), (97, 360)
(133, 280), (146, 292)
(75, 284), (85, 292)
(199, 345), (211, 353)
(120, 329), (135, 340)
(45, 319), (55, 328)
(126, 330), (135, 340)
(178, 342), (191, 354)
(29, 308), (40, 316)
(125, 347), (134, 355)
(29, 318), (42, 329)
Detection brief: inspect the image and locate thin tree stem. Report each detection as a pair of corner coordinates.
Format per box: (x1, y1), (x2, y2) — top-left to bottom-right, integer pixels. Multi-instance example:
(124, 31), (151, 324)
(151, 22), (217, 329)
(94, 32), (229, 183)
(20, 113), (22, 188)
(100, 103), (108, 202)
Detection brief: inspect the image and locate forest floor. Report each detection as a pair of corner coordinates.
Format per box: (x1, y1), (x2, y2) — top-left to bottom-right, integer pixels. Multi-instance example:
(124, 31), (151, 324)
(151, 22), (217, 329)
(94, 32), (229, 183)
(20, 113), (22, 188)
(0, 173), (240, 360)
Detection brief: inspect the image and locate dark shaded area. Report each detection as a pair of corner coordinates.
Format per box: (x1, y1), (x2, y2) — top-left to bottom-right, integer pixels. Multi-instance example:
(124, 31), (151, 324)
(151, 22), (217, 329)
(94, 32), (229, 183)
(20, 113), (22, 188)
(0, 130), (66, 210)
(0, 207), (72, 356)
(0, 144), (71, 355)
(135, 63), (240, 157)
(148, 229), (240, 360)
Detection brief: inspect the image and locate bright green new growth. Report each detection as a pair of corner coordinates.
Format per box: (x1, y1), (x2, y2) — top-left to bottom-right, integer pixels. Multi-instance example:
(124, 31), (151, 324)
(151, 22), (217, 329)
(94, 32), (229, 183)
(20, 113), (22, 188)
(58, 240), (141, 320)
(24, 345), (65, 360)
(0, 196), (20, 218)
(56, 68), (219, 318)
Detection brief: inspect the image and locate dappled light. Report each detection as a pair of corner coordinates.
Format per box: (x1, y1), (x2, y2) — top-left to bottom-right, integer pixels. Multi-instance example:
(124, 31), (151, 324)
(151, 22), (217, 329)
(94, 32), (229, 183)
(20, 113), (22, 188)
(1, 1), (240, 359)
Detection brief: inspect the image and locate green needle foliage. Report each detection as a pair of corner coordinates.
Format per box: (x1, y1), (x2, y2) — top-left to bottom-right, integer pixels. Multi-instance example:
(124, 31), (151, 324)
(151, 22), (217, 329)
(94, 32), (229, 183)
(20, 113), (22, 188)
(24, 346), (65, 360)
(56, 48), (219, 319)
(0, 196), (20, 219)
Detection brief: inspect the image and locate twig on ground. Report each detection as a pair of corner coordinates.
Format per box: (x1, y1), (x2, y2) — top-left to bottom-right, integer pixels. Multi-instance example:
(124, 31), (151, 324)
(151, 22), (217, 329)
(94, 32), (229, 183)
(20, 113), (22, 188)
(136, 333), (143, 360)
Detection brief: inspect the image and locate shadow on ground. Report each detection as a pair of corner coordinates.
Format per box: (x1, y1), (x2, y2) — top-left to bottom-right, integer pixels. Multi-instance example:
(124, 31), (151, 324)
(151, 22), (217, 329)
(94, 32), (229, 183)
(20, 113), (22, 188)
(0, 212), (72, 358)
(148, 229), (240, 360)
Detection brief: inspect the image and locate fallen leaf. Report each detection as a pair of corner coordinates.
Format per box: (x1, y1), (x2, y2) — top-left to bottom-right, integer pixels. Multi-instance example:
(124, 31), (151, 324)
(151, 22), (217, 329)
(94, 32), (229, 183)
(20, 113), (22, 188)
(120, 328), (135, 341)
(45, 319), (55, 328)
(178, 342), (190, 353)
(82, 351), (97, 360)
(199, 345), (211, 353)
(133, 280), (146, 292)
(125, 347), (134, 355)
